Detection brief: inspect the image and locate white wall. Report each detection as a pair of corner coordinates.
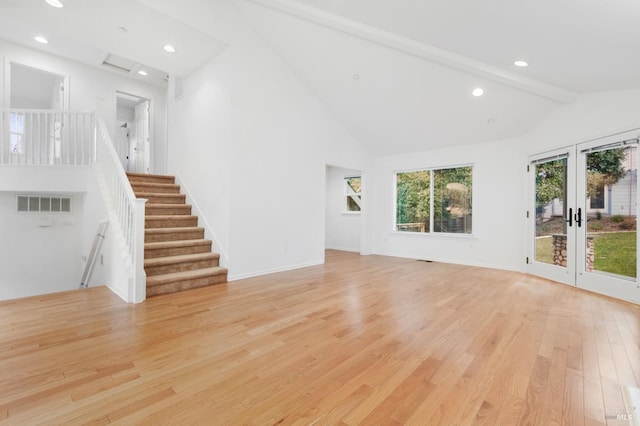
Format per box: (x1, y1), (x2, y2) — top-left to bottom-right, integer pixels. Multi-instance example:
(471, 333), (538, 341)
(0, 166), (129, 300)
(0, 39), (168, 174)
(523, 90), (640, 155)
(0, 191), (83, 300)
(370, 138), (525, 271)
(325, 166), (361, 252)
(165, 1), (370, 280)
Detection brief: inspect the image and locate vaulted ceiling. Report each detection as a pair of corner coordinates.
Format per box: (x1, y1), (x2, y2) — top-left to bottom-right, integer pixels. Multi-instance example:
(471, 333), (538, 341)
(1, 0), (639, 155)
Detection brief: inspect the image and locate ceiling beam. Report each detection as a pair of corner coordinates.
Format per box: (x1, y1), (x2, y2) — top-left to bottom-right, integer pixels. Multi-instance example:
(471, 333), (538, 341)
(245, 0), (579, 104)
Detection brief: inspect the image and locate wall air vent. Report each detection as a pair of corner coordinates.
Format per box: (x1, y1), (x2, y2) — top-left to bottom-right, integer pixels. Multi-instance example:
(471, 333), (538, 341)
(17, 195), (71, 213)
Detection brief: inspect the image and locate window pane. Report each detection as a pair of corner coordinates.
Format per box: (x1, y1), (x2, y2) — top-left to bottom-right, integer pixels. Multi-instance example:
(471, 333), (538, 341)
(396, 170), (430, 232)
(433, 167), (473, 234)
(346, 177), (361, 193)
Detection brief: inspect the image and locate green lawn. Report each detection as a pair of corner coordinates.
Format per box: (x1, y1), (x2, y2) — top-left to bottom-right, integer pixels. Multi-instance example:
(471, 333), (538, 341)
(535, 237), (554, 265)
(535, 232), (636, 278)
(593, 232), (636, 278)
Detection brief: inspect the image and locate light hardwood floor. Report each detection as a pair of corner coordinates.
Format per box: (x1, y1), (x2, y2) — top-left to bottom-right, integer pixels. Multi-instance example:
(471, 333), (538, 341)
(1, 250), (639, 425)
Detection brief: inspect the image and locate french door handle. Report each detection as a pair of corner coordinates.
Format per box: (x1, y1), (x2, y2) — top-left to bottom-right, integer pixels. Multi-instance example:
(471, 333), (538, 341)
(574, 207), (582, 227)
(565, 207), (573, 227)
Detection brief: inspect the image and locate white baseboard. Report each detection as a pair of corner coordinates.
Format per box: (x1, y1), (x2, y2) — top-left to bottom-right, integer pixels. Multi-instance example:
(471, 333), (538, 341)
(325, 245), (360, 253)
(372, 250), (521, 273)
(229, 259), (324, 281)
(107, 282), (129, 302)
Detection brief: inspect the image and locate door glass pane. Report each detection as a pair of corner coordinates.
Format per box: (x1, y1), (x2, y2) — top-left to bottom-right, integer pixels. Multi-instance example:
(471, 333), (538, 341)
(535, 158), (568, 265)
(585, 146), (637, 279)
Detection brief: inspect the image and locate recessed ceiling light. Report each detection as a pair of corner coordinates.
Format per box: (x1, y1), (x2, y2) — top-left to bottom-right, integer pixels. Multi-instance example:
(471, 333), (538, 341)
(487, 118), (495, 124)
(34, 36), (49, 44)
(514, 60), (529, 67)
(137, 70), (148, 76)
(44, 0), (64, 8)
(162, 44), (176, 53)
(472, 88), (484, 97)
(118, 26), (128, 33)
(353, 74), (360, 80)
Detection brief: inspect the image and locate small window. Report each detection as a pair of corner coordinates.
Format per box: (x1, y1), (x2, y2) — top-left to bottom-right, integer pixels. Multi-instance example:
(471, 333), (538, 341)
(396, 166), (473, 234)
(345, 176), (362, 212)
(9, 112), (25, 155)
(17, 195), (72, 213)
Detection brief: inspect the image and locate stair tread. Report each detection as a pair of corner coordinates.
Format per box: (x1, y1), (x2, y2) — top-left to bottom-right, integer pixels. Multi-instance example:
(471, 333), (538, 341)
(146, 267), (227, 286)
(145, 227), (204, 234)
(145, 252), (219, 267)
(145, 239), (211, 249)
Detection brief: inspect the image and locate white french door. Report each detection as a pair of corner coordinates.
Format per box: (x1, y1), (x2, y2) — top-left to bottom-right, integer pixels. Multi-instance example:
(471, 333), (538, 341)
(529, 131), (639, 304)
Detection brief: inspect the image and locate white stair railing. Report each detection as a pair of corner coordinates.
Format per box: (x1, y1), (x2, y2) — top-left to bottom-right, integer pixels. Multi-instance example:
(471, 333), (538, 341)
(95, 117), (147, 303)
(0, 109), (94, 166)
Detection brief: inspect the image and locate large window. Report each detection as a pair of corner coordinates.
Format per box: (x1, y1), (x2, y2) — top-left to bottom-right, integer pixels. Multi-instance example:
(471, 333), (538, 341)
(396, 166), (473, 234)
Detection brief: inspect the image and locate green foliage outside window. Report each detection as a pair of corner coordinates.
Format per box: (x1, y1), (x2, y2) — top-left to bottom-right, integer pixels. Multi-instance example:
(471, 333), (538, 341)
(434, 167), (473, 233)
(396, 170), (430, 232)
(396, 166), (473, 234)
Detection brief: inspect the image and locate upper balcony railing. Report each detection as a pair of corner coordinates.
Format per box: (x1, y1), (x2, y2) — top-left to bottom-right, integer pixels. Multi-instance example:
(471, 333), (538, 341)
(0, 109), (95, 166)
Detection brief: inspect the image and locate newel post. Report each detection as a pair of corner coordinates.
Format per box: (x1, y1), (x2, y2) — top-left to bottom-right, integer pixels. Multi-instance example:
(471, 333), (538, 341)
(133, 198), (148, 303)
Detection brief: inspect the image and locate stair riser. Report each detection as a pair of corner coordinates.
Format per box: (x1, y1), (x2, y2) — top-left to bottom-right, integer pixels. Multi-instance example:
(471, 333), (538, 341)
(145, 258), (219, 277)
(132, 185), (181, 194)
(145, 229), (204, 243)
(128, 176), (175, 185)
(145, 217), (198, 228)
(142, 195), (186, 204)
(147, 273), (227, 297)
(145, 244), (212, 259)
(146, 206), (192, 216)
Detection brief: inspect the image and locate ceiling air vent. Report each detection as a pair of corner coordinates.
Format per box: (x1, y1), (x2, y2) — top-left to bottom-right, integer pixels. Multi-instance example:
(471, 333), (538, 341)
(102, 54), (136, 73)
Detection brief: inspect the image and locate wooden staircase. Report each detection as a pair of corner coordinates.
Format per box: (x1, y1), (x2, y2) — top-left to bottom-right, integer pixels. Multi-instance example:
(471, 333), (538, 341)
(127, 172), (228, 297)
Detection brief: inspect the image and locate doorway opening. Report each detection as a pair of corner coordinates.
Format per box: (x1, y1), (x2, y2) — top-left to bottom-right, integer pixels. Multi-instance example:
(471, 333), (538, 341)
(325, 165), (363, 253)
(8, 62), (67, 110)
(116, 92), (151, 173)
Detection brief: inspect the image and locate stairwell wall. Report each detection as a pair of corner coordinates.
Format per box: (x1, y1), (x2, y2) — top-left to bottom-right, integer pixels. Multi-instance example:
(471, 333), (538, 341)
(165, 0), (370, 280)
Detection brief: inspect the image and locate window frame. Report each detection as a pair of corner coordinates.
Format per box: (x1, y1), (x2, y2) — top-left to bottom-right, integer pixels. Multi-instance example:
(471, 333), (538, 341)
(394, 163), (474, 236)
